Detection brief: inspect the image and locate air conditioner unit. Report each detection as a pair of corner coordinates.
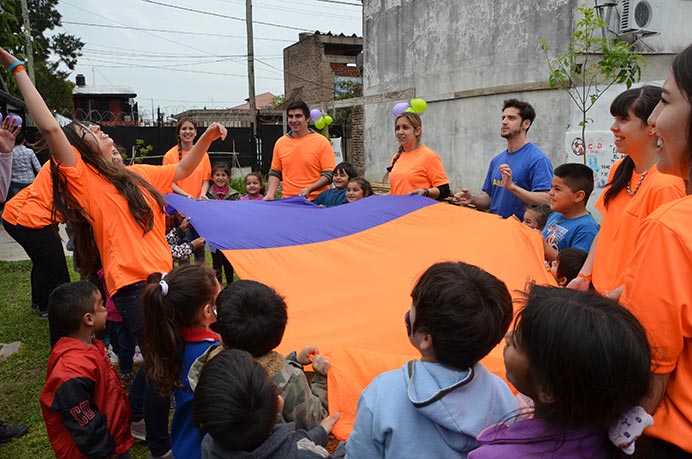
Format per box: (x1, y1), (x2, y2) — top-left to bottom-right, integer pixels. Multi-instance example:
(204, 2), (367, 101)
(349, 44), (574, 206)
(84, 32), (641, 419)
(619, 0), (661, 36)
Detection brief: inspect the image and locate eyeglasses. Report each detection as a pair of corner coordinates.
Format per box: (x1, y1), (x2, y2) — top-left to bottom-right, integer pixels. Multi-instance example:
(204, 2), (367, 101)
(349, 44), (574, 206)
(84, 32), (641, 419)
(80, 124), (94, 140)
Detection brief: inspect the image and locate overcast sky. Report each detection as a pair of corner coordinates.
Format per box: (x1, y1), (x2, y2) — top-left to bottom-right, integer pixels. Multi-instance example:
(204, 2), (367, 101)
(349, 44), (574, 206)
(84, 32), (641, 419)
(55, 0), (362, 120)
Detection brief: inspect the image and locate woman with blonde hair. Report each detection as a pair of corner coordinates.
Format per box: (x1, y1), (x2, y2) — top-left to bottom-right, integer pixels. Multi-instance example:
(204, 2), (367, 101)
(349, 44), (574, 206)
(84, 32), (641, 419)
(387, 112), (450, 200)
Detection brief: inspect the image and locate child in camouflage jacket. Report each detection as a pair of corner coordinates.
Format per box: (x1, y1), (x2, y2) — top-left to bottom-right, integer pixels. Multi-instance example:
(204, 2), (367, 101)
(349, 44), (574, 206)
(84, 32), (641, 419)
(189, 280), (329, 431)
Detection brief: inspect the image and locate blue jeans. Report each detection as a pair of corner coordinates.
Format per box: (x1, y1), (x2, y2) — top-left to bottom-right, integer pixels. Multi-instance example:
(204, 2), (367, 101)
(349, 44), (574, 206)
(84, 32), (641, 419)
(111, 321), (135, 375)
(112, 282), (171, 457)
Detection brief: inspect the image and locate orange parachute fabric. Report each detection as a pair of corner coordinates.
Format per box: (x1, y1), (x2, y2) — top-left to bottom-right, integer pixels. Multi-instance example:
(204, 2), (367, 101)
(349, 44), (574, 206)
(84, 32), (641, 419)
(166, 194), (554, 439)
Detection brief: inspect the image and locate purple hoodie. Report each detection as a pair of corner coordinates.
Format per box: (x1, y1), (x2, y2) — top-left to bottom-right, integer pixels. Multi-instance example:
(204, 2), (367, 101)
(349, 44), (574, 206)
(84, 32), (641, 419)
(469, 418), (610, 459)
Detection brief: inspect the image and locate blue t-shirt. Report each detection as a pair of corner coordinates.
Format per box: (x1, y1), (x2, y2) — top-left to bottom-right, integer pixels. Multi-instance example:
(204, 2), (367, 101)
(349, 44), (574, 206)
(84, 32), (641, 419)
(482, 143), (553, 219)
(542, 212), (599, 253)
(313, 188), (347, 207)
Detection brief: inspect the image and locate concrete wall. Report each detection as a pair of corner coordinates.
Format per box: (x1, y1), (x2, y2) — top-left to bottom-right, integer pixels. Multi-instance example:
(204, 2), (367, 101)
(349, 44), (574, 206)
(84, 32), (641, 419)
(362, 0), (692, 193)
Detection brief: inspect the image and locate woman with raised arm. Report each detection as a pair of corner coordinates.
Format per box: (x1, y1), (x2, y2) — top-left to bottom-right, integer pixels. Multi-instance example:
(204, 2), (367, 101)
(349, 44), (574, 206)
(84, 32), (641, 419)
(0, 47), (226, 459)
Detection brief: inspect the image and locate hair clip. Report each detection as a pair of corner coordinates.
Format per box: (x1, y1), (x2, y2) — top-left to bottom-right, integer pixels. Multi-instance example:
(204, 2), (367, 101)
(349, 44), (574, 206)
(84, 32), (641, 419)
(159, 279), (169, 297)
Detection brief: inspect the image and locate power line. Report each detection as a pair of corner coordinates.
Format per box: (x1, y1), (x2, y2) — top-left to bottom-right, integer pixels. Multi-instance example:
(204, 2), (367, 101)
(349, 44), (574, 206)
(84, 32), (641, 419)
(314, 0), (362, 5)
(61, 1), (249, 60)
(255, 57), (338, 93)
(61, 20), (293, 42)
(139, 0), (310, 32)
(76, 58), (282, 80)
(214, 0), (360, 19)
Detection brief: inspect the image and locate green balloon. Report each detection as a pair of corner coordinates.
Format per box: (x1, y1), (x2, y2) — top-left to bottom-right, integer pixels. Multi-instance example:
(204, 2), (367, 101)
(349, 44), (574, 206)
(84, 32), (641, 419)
(410, 98), (427, 114)
(315, 118), (326, 130)
(405, 107), (415, 112)
(324, 115), (334, 125)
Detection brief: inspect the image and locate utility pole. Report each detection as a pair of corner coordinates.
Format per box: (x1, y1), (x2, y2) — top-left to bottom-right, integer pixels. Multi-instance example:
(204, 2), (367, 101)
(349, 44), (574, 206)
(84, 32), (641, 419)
(246, 0), (260, 170)
(19, 0), (36, 84)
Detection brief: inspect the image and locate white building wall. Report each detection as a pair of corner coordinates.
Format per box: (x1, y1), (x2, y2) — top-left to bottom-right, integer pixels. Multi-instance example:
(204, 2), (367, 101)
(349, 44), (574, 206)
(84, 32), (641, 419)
(362, 0), (692, 199)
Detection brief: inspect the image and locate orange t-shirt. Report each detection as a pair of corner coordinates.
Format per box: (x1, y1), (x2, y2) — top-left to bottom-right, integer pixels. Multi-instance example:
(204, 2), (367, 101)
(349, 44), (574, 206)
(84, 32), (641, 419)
(2, 161), (64, 228)
(59, 152), (177, 296)
(621, 195), (692, 452)
(388, 145), (449, 196)
(270, 132), (336, 199)
(592, 160), (684, 293)
(163, 146), (211, 197)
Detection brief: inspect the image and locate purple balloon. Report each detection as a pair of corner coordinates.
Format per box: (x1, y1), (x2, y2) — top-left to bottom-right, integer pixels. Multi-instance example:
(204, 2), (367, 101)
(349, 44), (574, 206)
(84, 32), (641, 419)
(8, 114), (22, 127)
(310, 109), (323, 123)
(392, 102), (409, 117)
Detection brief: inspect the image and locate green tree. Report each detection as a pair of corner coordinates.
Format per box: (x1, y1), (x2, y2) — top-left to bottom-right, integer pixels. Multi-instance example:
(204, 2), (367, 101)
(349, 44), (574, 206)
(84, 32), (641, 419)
(539, 4), (644, 163)
(130, 138), (153, 164)
(271, 94), (285, 109)
(0, 0), (84, 114)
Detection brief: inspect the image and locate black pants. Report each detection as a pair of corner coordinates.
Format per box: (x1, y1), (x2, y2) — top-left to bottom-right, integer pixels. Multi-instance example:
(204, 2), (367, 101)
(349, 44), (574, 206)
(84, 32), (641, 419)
(636, 437), (692, 459)
(211, 250), (234, 285)
(3, 220), (70, 344)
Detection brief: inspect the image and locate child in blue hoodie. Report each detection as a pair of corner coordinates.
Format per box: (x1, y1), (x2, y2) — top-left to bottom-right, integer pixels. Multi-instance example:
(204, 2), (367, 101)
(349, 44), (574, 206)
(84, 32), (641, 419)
(345, 262), (519, 459)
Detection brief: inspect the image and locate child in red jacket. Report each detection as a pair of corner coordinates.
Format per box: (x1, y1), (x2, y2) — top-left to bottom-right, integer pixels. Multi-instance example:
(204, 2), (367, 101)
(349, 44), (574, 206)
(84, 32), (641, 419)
(40, 281), (133, 459)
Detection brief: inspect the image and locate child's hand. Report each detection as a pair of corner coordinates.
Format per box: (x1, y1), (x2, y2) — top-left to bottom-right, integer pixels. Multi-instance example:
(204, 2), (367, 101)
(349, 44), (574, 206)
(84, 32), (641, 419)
(319, 412), (340, 435)
(312, 355), (330, 376)
(297, 345), (320, 365)
(180, 217), (191, 233)
(191, 237), (205, 251)
(0, 116), (21, 154)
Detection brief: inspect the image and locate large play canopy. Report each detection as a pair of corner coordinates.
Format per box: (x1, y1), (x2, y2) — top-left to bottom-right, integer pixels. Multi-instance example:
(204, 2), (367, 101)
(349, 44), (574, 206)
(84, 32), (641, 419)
(167, 194), (554, 438)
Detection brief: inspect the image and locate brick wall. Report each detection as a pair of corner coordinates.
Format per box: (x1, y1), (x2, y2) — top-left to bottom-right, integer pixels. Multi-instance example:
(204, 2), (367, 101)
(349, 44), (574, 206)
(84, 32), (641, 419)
(349, 104), (365, 175)
(284, 35), (332, 105)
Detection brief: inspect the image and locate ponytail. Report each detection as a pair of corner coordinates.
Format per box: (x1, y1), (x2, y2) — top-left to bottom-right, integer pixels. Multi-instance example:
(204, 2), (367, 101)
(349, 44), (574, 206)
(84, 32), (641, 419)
(602, 157), (635, 209)
(142, 265), (218, 397)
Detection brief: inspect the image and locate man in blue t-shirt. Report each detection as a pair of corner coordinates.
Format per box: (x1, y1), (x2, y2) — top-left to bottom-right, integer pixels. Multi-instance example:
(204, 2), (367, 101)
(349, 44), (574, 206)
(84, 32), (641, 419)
(455, 99), (553, 220)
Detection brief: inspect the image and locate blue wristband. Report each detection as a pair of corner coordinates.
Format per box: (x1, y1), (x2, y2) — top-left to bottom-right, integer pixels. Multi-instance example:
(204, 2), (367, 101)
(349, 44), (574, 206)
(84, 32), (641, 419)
(7, 61), (25, 73)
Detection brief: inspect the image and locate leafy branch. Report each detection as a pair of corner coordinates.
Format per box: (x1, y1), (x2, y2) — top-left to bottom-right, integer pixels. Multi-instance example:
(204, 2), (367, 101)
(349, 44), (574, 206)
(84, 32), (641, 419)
(540, 4), (644, 163)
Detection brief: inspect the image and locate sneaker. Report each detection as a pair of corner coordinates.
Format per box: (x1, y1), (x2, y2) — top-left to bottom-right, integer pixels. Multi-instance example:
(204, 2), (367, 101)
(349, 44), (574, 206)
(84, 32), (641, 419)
(131, 419), (146, 441)
(133, 346), (144, 365)
(0, 422), (28, 443)
(38, 310), (49, 320)
(120, 371), (135, 384)
(107, 346), (119, 366)
(149, 450), (174, 459)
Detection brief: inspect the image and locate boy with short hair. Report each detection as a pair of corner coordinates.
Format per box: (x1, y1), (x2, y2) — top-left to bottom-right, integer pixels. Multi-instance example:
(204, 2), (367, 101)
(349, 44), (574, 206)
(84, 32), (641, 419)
(314, 162), (358, 207)
(192, 348), (338, 459)
(190, 280), (328, 431)
(40, 281), (133, 459)
(345, 262), (519, 458)
(542, 163), (599, 262)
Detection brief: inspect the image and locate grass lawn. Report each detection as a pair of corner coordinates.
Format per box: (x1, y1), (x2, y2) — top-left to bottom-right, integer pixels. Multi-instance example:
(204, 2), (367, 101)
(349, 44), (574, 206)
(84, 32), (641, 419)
(0, 259), (150, 458)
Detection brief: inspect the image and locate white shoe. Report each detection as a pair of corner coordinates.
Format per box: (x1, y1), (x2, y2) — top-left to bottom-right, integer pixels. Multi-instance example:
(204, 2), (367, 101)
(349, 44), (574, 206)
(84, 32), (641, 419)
(133, 345), (144, 365)
(130, 419), (146, 441)
(107, 345), (119, 366)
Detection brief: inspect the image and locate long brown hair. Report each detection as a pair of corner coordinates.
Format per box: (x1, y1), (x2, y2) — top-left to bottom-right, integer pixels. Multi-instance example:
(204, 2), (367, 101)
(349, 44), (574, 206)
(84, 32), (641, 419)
(388, 112), (423, 172)
(142, 265), (218, 397)
(41, 121), (166, 277)
(176, 117), (197, 160)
